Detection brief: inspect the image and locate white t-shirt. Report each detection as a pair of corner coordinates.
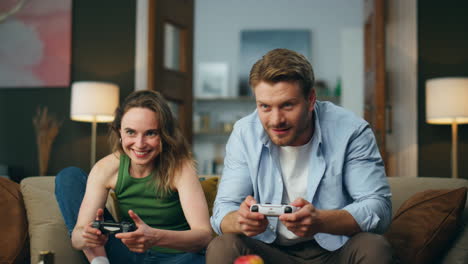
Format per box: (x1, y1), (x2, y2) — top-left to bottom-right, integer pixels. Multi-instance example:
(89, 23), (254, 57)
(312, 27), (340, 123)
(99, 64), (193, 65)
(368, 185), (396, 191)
(276, 139), (314, 245)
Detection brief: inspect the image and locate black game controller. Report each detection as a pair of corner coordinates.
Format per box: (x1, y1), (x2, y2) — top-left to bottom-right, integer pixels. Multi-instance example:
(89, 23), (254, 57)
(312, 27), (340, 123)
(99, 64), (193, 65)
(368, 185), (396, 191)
(91, 220), (136, 234)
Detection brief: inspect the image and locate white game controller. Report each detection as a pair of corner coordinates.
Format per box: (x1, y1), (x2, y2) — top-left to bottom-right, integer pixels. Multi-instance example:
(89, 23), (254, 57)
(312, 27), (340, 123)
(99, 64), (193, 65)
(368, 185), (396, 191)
(250, 204), (298, 216)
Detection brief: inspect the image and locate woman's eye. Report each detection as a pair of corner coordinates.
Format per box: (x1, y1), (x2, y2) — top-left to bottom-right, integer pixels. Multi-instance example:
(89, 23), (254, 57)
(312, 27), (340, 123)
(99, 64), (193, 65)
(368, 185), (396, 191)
(126, 130), (135, 135)
(146, 131), (158, 136)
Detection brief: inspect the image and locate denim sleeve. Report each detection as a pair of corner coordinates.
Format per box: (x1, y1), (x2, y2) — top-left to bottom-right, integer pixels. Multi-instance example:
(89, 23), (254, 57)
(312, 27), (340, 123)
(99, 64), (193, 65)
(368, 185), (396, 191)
(341, 125), (392, 234)
(210, 127), (253, 235)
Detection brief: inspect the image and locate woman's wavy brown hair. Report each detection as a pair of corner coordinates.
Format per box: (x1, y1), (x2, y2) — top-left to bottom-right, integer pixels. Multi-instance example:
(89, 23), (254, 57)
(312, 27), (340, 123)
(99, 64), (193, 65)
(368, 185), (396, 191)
(109, 90), (193, 195)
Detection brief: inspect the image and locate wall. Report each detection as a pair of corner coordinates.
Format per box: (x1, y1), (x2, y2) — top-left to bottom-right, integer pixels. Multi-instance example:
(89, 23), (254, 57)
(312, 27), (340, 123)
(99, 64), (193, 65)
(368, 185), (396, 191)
(193, 0), (364, 173)
(0, 1), (136, 181)
(418, 1), (468, 178)
(194, 0), (363, 104)
(385, 0), (418, 177)
(341, 28), (364, 117)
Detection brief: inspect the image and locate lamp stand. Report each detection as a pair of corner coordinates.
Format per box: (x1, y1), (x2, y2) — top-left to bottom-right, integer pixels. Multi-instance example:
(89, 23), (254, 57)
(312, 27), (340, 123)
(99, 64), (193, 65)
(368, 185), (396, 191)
(451, 121), (458, 178)
(91, 118), (97, 168)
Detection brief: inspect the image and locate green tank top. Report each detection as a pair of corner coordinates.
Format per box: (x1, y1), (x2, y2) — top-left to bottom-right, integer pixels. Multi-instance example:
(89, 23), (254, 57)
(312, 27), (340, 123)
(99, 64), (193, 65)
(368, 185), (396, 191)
(115, 154), (190, 254)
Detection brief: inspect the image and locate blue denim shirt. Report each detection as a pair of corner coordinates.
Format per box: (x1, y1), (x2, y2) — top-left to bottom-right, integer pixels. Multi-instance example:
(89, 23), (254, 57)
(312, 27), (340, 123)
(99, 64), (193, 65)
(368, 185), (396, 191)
(210, 101), (392, 251)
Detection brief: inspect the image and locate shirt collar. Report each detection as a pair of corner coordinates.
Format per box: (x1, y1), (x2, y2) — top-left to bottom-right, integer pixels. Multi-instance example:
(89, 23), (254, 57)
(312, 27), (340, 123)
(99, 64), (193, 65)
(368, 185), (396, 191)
(313, 101), (323, 150)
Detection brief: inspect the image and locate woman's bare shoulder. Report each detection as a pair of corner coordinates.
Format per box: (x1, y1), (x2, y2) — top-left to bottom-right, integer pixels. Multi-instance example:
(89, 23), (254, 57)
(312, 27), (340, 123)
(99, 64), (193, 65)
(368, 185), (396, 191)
(89, 152), (121, 187)
(172, 159), (197, 189)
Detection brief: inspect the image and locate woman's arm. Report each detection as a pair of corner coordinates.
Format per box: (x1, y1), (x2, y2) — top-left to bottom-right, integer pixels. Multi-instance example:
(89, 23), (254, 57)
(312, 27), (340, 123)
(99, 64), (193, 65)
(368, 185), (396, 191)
(160, 161), (213, 251)
(116, 161), (213, 253)
(71, 154), (119, 250)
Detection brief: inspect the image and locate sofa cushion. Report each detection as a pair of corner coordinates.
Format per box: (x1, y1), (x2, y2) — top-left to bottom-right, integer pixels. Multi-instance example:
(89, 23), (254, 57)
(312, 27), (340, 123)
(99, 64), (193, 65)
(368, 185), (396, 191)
(0, 177), (29, 264)
(384, 187), (467, 264)
(200, 176), (219, 216)
(21, 176), (86, 264)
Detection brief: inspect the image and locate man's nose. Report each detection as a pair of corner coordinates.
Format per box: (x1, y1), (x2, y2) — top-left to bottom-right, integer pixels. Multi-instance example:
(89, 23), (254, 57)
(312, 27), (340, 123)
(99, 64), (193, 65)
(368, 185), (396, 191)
(271, 109), (285, 126)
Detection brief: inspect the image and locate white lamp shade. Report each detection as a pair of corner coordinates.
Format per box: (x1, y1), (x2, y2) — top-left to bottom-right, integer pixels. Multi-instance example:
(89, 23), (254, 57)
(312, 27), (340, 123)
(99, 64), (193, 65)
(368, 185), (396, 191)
(71, 81), (119, 123)
(426, 77), (468, 124)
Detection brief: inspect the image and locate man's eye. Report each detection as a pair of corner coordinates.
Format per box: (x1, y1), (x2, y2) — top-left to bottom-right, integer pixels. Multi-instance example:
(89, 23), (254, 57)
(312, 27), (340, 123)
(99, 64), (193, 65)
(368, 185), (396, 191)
(283, 103), (293, 109)
(259, 104), (269, 109)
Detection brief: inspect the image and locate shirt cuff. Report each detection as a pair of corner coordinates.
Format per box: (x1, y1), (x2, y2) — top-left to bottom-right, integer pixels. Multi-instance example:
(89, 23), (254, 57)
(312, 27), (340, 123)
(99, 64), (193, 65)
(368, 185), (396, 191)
(210, 204), (239, 235)
(342, 203), (381, 232)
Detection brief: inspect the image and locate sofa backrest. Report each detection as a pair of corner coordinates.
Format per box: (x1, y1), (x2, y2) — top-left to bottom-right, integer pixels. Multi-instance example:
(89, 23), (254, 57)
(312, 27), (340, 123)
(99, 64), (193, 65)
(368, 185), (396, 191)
(388, 176), (468, 216)
(19, 175), (467, 264)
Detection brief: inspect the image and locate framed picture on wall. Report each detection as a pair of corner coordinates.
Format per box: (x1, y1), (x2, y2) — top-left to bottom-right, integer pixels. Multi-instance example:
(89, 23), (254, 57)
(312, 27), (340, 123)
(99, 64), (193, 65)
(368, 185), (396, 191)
(0, 0), (72, 87)
(195, 62), (229, 98)
(239, 29), (311, 96)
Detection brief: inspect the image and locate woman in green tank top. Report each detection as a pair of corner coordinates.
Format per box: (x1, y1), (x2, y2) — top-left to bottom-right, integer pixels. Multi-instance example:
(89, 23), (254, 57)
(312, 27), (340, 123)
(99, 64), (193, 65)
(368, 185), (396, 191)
(55, 90), (212, 264)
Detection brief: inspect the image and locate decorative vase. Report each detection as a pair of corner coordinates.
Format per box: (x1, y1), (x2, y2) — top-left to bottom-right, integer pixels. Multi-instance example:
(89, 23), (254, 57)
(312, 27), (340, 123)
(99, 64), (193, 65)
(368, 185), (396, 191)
(32, 107), (61, 176)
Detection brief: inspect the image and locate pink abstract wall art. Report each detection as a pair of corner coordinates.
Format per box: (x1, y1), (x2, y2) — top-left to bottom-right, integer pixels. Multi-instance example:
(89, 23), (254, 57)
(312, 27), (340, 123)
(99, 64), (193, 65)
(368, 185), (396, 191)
(0, 0), (72, 87)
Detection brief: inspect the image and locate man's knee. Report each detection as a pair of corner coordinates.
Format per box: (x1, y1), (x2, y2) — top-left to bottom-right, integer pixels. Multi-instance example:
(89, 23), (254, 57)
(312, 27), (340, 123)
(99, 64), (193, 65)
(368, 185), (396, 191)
(206, 234), (251, 264)
(207, 233), (244, 255)
(344, 233), (393, 263)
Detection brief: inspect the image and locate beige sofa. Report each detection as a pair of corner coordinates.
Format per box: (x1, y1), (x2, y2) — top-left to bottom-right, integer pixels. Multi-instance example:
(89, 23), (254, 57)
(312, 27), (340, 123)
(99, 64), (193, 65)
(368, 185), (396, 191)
(1, 176), (467, 264)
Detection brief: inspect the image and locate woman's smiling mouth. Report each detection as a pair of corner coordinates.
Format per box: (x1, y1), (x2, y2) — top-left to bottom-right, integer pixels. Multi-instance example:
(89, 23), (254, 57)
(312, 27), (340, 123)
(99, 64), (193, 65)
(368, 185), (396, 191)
(132, 149), (151, 158)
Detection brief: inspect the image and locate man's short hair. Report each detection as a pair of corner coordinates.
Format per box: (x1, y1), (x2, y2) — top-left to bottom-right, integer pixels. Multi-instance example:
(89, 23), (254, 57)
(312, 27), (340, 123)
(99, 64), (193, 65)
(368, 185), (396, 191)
(249, 48), (315, 97)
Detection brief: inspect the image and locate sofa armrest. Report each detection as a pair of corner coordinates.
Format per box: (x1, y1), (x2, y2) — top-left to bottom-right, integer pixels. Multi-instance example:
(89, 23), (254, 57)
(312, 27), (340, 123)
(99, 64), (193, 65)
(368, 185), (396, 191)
(0, 177), (29, 264)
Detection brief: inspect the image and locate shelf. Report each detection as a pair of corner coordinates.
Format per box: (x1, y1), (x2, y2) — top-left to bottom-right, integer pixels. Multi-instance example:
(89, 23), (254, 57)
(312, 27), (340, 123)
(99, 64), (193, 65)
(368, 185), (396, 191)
(195, 96), (339, 103)
(192, 94), (341, 175)
(195, 96), (255, 102)
(194, 130), (231, 136)
(317, 96), (341, 105)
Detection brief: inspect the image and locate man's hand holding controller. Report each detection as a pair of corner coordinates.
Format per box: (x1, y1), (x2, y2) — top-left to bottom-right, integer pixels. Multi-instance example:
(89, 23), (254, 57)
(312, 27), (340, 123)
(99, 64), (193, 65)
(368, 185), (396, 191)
(250, 204), (298, 216)
(234, 196), (269, 237)
(278, 198), (323, 238)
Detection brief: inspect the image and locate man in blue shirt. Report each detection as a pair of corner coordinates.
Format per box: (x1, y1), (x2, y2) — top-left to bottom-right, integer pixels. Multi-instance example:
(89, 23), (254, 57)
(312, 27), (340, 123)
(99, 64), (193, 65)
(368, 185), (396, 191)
(207, 49), (393, 264)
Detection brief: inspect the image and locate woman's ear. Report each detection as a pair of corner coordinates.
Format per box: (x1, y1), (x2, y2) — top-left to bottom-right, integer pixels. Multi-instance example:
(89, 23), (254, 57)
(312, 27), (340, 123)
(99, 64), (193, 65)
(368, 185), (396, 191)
(118, 129), (124, 143)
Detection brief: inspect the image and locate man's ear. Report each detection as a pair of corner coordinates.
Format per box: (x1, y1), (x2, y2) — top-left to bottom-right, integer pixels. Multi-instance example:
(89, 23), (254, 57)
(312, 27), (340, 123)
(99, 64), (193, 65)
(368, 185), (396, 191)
(307, 89), (316, 112)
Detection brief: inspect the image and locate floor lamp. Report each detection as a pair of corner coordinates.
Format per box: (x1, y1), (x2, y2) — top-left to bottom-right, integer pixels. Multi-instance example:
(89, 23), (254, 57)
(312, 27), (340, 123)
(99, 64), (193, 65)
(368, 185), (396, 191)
(426, 77), (468, 178)
(70, 81), (119, 168)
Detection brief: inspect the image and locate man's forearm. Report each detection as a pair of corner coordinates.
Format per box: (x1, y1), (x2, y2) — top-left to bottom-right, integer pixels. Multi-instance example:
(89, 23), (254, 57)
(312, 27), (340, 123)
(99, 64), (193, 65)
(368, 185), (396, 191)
(318, 209), (361, 236)
(220, 211), (242, 234)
